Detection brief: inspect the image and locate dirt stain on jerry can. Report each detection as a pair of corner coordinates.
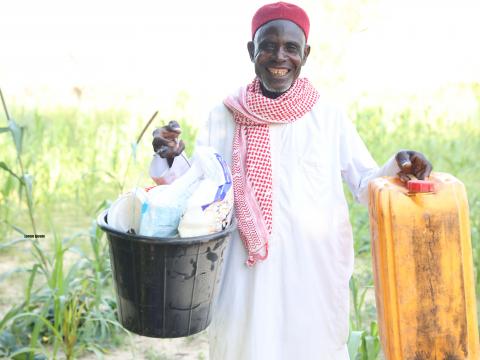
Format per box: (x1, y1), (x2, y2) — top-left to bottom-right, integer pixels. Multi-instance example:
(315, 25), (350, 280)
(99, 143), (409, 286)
(368, 172), (479, 360)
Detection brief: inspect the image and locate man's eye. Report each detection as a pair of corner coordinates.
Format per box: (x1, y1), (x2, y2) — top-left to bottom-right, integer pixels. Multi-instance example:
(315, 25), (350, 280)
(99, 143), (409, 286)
(261, 43), (276, 51)
(286, 44), (299, 52)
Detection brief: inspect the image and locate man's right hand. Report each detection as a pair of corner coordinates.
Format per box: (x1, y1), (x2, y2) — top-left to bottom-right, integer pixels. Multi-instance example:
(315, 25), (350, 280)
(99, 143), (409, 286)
(152, 120), (185, 161)
(395, 150), (432, 181)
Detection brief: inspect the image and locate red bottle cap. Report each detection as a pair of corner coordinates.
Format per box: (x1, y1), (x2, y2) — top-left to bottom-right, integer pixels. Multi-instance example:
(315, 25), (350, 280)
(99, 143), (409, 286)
(407, 179), (435, 193)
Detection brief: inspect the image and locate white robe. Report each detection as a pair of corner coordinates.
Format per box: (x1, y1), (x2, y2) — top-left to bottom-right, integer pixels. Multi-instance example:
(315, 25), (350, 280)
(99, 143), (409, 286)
(197, 100), (400, 360)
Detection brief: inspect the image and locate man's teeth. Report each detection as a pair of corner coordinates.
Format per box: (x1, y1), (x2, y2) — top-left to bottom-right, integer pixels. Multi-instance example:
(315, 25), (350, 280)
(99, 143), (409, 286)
(268, 68), (289, 76)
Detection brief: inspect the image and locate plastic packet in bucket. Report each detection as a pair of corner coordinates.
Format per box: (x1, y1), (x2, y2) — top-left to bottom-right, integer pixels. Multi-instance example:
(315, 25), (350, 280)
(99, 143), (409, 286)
(107, 188), (148, 234)
(142, 146), (233, 237)
(149, 153), (190, 185)
(139, 161), (203, 237)
(107, 146), (233, 238)
(178, 148), (233, 237)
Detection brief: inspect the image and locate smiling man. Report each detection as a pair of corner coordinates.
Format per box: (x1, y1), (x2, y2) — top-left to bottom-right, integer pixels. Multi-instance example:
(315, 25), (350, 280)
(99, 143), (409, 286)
(247, 16), (310, 96)
(153, 2), (431, 359)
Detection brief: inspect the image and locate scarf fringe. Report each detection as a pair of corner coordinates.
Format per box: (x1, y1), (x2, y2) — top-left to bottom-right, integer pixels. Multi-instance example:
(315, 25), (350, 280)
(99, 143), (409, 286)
(246, 243), (269, 267)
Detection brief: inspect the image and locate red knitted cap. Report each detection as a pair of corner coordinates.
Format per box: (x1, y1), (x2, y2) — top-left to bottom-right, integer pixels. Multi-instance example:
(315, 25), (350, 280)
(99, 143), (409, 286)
(251, 2), (310, 41)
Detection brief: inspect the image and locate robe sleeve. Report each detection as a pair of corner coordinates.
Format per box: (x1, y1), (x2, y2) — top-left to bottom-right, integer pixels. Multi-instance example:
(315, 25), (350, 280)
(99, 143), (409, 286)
(196, 115), (211, 148)
(196, 104), (235, 165)
(339, 110), (400, 205)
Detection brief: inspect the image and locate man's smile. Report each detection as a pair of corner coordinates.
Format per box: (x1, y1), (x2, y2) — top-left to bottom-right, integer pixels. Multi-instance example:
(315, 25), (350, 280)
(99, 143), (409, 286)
(267, 67), (290, 77)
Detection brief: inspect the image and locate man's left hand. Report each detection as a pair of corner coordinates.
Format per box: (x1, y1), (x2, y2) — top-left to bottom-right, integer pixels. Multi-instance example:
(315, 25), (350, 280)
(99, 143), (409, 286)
(395, 150), (433, 181)
(152, 120), (185, 159)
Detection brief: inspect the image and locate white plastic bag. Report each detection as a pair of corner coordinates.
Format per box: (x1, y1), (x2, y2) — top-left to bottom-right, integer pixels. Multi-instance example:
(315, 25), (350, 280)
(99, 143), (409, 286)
(107, 188), (148, 234)
(139, 160), (203, 237)
(149, 153), (190, 185)
(139, 146), (233, 238)
(178, 147), (233, 237)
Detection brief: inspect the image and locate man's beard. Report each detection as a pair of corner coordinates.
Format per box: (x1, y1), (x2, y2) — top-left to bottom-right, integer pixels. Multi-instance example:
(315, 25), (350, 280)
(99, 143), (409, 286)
(260, 78), (292, 96)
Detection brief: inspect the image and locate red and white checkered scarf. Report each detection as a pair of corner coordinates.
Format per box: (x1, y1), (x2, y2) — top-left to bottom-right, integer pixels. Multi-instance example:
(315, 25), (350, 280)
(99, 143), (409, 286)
(224, 77), (320, 266)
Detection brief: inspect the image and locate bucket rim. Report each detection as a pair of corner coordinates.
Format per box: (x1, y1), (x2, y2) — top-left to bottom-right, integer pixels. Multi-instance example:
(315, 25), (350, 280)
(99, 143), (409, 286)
(96, 209), (237, 245)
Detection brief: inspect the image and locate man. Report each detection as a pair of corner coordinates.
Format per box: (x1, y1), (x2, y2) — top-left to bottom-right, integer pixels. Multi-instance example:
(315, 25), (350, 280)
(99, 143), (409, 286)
(153, 2), (431, 359)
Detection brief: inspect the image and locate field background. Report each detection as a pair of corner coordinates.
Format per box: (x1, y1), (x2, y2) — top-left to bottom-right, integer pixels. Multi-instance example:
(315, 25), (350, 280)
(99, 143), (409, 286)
(1, 0), (479, 359)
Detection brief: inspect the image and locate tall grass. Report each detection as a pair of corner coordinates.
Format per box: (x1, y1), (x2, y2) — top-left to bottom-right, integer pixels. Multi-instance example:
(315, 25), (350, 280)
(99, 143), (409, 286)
(0, 220), (128, 359)
(0, 103), (197, 238)
(0, 92), (199, 358)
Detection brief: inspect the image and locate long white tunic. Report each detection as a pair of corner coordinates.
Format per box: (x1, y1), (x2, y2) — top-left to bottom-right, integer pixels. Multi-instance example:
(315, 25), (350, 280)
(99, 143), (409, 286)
(197, 100), (400, 360)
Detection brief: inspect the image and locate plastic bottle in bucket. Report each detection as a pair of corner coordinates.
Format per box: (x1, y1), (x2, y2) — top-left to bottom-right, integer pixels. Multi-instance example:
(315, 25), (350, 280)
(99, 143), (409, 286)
(97, 210), (236, 338)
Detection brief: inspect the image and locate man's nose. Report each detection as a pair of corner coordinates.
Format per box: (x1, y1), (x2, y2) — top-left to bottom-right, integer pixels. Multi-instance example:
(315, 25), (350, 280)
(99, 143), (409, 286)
(273, 47), (287, 61)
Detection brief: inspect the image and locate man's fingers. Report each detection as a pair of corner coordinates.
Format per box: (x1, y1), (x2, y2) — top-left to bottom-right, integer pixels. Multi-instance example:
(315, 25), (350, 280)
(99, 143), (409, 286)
(157, 145), (172, 158)
(153, 137), (170, 151)
(424, 163), (433, 178)
(395, 151), (413, 172)
(397, 171), (412, 182)
(152, 122), (184, 159)
(411, 153), (433, 180)
(153, 137), (184, 159)
(153, 122), (182, 141)
(395, 150), (433, 181)
(166, 120), (182, 134)
(416, 168), (426, 180)
(176, 140), (186, 155)
(415, 163), (432, 180)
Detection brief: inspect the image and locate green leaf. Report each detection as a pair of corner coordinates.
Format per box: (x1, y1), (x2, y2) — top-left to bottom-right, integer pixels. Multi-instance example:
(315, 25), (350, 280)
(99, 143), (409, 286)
(85, 344), (105, 359)
(22, 174), (34, 209)
(0, 238), (28, 251)
(0, 127), (9, 133)
(364, 335), (380, 360)
(348, 330), (364, 360)
(7, 314), (62, 342)
(0, 162), (23, 182)
(9, 346), (48, 360)
(0, 304), (23, 332)
(8, 119), (23, 154)
(1, 174), (15, 198)
(0, 267), (27, 283)
(25, 264), (39, 306)
(64, 258), (87, 286)
(130, 142), (137, 161)
(0, 330), (17, 354)
(29, 310), (47, 360)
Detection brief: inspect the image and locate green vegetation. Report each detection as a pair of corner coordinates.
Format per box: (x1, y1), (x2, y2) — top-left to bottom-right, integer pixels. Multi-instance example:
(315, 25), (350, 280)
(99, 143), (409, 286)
(0, 84), (479, 359)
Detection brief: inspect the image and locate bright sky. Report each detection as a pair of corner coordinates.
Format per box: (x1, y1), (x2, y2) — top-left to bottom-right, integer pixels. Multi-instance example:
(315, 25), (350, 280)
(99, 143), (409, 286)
(1, 0), (479, 120)
(346, 0), (480, 92)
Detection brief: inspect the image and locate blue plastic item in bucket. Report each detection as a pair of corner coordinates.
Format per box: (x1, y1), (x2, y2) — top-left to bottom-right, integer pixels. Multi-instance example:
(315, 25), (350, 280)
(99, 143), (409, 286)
(97, 210), (236, 338)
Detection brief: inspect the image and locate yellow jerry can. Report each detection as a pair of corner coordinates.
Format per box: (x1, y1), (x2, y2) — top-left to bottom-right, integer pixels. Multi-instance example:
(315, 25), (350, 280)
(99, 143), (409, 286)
(368, 172), (479, 360)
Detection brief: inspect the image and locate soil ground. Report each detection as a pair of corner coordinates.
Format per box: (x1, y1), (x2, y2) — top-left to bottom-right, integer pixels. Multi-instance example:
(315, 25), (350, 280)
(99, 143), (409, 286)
(80, 332), (209, 360)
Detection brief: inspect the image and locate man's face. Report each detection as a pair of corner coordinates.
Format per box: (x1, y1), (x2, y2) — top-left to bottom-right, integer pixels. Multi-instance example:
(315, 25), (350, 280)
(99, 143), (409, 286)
(248, 19), (310, 94)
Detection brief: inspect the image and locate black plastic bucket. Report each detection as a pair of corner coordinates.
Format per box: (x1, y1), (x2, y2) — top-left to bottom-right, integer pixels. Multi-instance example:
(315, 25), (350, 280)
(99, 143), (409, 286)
(97, 210), (236, 338)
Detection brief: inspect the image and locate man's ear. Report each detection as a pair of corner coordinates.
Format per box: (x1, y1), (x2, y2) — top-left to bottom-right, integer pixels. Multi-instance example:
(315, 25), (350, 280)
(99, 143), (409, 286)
(302, 44), (311, 65)
(247, 41), (255, 62)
